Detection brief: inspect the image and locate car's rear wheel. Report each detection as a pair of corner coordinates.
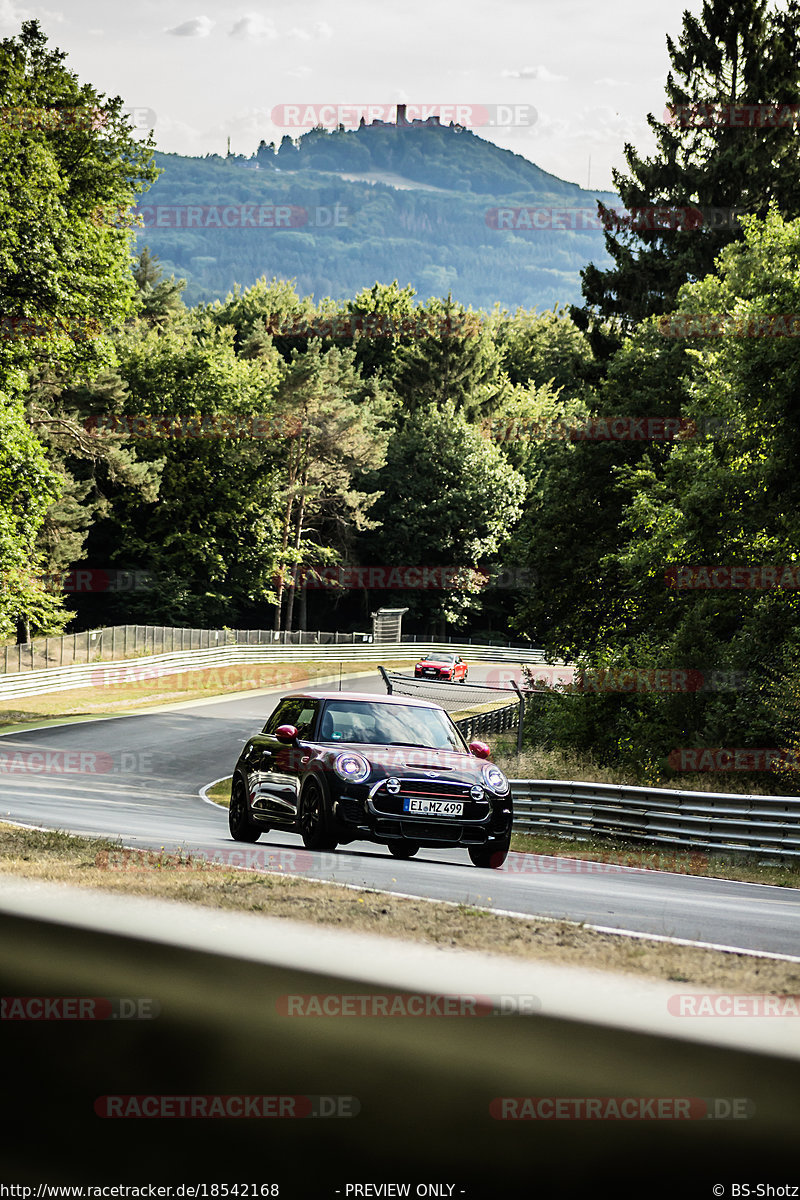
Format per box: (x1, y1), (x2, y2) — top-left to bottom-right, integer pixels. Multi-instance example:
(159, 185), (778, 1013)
(298, 778), (338, 851)
(229, 777), (262, 843)
(388, 840), (420, 859)
(469, 831), (511, 869)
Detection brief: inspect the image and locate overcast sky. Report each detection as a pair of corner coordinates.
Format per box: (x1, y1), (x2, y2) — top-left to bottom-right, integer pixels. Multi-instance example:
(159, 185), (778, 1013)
(0, 0), (705, 190)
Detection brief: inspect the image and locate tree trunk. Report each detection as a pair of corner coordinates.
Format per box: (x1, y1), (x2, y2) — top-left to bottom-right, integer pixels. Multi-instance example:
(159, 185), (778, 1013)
(298, 577), (308, 631)
(16, 615), (30, 645)
(284, 480), (307, 632)
(273, 492), (295, 633)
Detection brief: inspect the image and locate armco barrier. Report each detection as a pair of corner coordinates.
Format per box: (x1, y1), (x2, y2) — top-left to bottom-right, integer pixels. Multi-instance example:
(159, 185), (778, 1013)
(3, 623), (544, 674)
(509, 778), (800, 861)
(0, 642), (545, 702)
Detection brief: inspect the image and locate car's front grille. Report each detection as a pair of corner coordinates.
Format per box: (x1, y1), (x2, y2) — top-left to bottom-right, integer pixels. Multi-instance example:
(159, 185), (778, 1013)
(375, 778), (474, 800)
(370, 777), (489, 822)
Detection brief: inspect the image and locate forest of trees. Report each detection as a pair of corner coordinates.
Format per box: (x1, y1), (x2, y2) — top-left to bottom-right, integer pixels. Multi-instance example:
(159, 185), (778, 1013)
(4, 2), (800, 786)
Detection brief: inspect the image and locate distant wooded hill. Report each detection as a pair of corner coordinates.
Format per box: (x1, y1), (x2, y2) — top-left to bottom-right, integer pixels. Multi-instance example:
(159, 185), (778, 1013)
(135, 121), (618, 310)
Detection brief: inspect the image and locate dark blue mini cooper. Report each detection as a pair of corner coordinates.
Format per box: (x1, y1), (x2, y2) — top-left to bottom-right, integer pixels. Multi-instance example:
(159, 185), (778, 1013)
(229, 690), (512, 868)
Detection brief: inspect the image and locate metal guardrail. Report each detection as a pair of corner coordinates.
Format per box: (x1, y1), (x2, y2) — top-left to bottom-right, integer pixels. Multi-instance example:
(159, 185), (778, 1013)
(0, 642), (545, 702)
(2, 625), (379, 674)
(3, 623), (543, 674)
(509, 777), (800, 861)
(454, 700), (521, 741)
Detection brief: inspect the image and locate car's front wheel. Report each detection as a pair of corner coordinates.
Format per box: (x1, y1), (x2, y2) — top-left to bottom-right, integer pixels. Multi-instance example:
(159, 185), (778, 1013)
(229, 777), (262, 843)
(468, 831), (511, 869)
(388, 840), (420, 859)
(298, 778), (339, 851)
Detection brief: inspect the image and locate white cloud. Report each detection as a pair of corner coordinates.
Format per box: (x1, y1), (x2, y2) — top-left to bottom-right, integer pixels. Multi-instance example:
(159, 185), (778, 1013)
(0, 0), (30, 27)
(594, 77), (631, 88)
(287, 21), (333, 40)
(229, 14), (278, 40)
(502, 65), (566, 84)
(166, 16), (215, 38)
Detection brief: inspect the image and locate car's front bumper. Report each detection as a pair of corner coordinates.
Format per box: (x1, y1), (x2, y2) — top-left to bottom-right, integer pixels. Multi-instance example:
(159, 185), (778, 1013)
(333, 781), (511, 848)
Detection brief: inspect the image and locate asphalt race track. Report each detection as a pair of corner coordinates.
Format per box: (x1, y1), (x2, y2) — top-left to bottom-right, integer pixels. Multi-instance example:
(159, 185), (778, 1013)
(1, 667), (798, 958)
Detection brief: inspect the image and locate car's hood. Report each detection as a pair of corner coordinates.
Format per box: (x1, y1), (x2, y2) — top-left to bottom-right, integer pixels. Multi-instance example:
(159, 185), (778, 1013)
(321, 742), (486, 781)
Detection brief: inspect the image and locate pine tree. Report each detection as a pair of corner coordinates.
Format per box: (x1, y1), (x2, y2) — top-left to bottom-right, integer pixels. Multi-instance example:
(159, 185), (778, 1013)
(575, 0), (800, 348)
(390, 294), (506, 421)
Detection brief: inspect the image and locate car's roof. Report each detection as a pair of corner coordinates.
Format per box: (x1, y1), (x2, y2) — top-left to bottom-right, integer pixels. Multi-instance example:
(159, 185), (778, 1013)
(279, 690), (446, 709)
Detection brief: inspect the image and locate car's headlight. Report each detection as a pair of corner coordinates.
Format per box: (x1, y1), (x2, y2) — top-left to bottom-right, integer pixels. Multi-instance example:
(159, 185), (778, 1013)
(334, 751), (371, 785)
(481, 763), (510, 795)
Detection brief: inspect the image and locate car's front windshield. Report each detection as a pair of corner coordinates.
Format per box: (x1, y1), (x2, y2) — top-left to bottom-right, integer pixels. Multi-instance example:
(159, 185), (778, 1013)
(318, 700), (467, 751)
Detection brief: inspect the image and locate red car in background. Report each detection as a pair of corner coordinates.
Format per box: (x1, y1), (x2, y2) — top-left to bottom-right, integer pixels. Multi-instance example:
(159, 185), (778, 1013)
(414, 653), (468, 682)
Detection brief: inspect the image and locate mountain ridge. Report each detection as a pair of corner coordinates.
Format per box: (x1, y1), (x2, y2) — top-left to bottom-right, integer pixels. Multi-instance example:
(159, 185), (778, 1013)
(136, 122), (618, 310)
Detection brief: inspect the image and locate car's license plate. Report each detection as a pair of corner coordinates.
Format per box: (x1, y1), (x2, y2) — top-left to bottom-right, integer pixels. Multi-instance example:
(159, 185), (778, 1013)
(423, 668), (435, 674)
(403, 798), (464, 816)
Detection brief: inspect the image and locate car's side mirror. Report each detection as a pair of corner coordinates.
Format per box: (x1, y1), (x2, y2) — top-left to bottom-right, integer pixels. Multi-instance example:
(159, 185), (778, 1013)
(469, 740), (491, 759)
(275, 724), (298, 744)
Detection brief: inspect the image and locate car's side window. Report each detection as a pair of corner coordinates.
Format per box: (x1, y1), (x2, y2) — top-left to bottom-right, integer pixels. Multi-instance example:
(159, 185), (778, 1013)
(263, 699), (302, 735)
(294, 702), (319, 740)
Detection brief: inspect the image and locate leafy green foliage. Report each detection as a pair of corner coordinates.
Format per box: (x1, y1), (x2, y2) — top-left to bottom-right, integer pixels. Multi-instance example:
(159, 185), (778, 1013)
(577, 0), (800, 343)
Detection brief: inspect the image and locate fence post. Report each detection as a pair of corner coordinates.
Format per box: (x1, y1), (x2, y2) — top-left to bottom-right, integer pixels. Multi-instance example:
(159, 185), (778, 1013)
(511, 680), (525, 757)
(377, 666), (393, 695)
